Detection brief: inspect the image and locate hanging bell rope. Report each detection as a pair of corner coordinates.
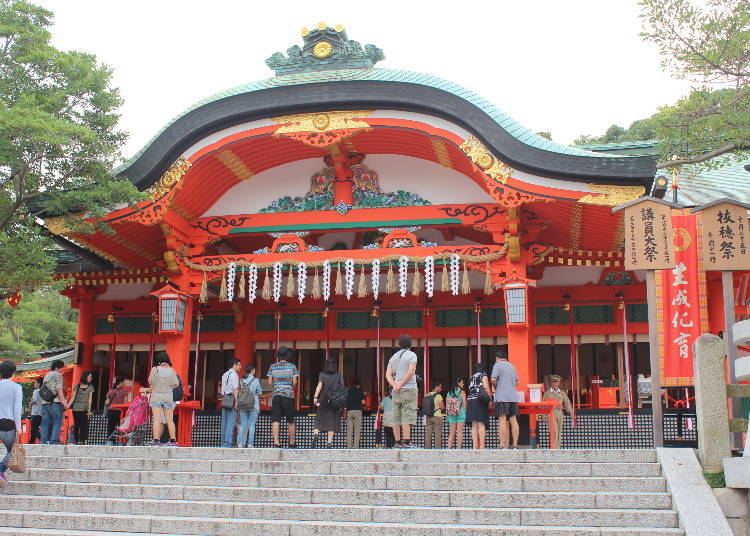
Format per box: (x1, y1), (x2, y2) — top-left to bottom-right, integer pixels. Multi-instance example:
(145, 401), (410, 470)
(411, 265), (421, 297)
(238, 269), (246, 299)
(385, 264), (395, 294)
(335, 264), (344, 295)
(357, 264), (368, 298)
(441, 264), (449, 293)
(483, 261), (494, 295)
(219, 269), (228, 301)
(312, 267), (321, 299)
(261, 268), (271, 301)
(461, 262), (471, 294)
(285, 265), (295, 298)
(199, 272), (208, 304)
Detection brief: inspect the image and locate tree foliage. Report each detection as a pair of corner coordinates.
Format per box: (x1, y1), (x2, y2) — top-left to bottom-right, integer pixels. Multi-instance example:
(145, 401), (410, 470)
(0, 288), (77, 359)
(0, 1), (140, 294)
(639, 0), (750, 168)
(573, 119), (657, 146)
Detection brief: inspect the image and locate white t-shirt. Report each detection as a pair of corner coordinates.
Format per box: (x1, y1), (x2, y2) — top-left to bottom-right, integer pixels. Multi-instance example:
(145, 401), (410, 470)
(221, 369), (240, 395)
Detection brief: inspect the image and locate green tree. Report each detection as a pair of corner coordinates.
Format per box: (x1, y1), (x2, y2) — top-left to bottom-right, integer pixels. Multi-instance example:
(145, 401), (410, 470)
(535, 131), (553, 140)
(640, 0), (750, 169)
(0, 1), (141, 295)
(573, 119), (658, 146)
(0, 288), (77, 359)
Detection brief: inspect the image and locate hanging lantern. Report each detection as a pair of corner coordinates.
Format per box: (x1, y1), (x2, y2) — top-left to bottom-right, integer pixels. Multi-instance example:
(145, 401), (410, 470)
(499, 271), (535, 326)
(150, 284), (190, 334)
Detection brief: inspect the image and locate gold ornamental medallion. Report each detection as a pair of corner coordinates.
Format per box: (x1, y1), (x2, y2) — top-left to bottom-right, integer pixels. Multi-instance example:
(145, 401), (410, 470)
(477, 153), (494, 170)
(312, 114), (330, 130)
(313, 41), (333, 59)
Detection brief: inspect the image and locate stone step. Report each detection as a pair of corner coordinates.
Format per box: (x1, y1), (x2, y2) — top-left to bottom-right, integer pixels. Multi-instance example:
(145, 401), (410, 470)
(2, 483), (674, 509)
(23, 456), (662, 477)
(0, 510), (685, 535)
(7, 468), (668, 492)
(0, 495), (680, 526)
(21, 444), (658, 463)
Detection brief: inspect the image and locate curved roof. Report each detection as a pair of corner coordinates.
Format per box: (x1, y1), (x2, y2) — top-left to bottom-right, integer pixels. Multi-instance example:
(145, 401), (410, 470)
(117, 67), (656, 190)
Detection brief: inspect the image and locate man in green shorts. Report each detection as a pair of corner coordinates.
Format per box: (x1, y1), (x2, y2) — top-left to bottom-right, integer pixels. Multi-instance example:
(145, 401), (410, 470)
(386, 334), (419, 449)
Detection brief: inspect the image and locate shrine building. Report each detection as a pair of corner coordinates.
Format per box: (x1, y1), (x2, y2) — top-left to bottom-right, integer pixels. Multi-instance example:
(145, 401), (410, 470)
(44, 24), (749, 447)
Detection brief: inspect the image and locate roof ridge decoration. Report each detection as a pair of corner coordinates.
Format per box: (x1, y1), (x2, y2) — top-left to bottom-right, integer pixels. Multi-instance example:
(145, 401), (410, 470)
(266, 22), (385, 76)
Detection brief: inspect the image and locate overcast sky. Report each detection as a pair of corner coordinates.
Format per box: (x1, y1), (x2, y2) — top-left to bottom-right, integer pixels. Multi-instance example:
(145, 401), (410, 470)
(40, 0), (693, 160)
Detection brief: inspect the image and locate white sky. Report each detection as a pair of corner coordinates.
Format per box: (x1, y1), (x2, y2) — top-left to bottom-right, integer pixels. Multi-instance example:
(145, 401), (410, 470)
(40, 0), (693, 160)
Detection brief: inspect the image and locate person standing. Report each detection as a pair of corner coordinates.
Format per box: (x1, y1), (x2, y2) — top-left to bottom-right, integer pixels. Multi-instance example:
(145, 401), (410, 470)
(237, 363), (262, 448)
(445, 378), (467, 449)
(220, 358), (242, 448)
(267, 347), (299, 448)
(378, 390), (396, 449)
(29, 378), (43, 444)
(385, 334), (419, 449)
(0, 360), (22, 486)
(40, 359), (68, 445)
(345, 378), (364, 449)
(466, 363), (491, 449)
(311, 358), (344, 448)
(145, 352), (179, 446)
(543, 375), (573, 448)
(104, 377), (128, 444)
(70, 371), (95, 445)
(423, 381), (444, 449)
(491, 350), (520, 449)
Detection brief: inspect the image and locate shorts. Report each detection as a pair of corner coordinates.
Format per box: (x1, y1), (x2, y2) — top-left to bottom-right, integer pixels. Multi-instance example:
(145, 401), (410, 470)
(271, 396), (296, 423)
(391, 388), (418, 426)
(494, 401), (519, 417)
(149, 401), (176, 410)
(447, 413), (466, 425)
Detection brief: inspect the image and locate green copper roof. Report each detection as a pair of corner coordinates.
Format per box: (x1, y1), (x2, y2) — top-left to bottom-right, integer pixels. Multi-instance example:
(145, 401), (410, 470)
(116, 68), (611, 174)
(674, 157), (750, 206)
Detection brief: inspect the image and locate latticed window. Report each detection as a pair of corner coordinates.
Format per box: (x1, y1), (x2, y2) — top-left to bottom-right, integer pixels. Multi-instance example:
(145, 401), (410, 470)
(626, 303), (648, 323)
(95, 316), (153, 334)
(337, 310), (423, 330)
(435, 308), (505, 327)
(536, 305), (615, 325)
(194, 315), (235, 332)
(255, 313), (324, 331)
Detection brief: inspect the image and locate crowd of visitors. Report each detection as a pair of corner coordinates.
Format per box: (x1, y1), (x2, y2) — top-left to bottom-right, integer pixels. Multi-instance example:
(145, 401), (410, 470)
(0, 335), (568, 450)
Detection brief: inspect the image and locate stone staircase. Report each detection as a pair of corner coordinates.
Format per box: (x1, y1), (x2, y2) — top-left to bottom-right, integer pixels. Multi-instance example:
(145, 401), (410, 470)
(0, 445), (683, 535)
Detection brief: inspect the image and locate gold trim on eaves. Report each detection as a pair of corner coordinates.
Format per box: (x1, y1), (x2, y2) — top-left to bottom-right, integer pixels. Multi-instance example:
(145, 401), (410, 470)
(578, 184), (645, 206)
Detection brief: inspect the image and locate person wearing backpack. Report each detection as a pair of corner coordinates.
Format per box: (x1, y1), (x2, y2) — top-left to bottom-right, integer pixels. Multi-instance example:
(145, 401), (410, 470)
(423, 381), (444, 449)
(345, 378), (365, 449)
(445, 378), (467, 449)
(40, 359), (69, 445)
(219, 358), (242, 448)
(311, 358), (344, 448)
(237, 363), (263, 448)
(0, 360), (22, 486)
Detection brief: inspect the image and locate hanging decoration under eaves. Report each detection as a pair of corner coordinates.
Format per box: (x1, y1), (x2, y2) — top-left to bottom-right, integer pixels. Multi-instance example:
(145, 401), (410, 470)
(207, 252), (505, 303)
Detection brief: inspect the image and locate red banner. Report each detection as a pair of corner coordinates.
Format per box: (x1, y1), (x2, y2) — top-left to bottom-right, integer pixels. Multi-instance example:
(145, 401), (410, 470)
(656, 212), (709, 385)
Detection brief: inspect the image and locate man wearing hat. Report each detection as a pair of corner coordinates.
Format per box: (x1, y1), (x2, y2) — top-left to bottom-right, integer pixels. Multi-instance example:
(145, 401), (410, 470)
(543, 375), (573, 448)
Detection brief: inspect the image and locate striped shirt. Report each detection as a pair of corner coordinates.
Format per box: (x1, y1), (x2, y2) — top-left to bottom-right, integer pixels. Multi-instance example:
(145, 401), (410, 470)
(267, 361), (298, 399)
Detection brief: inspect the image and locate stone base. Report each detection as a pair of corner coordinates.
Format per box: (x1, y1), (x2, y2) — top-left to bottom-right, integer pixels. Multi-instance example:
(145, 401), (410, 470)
(724, 457), (750, 488)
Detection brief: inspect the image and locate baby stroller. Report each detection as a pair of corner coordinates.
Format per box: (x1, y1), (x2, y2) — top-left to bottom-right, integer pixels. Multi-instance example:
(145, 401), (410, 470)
(108, 395), (150, 446)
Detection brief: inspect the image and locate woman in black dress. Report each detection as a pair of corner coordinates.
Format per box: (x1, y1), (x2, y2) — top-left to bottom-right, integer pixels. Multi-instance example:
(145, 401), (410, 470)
(466, 362), (491, 449)
(311, 358), (343, 448)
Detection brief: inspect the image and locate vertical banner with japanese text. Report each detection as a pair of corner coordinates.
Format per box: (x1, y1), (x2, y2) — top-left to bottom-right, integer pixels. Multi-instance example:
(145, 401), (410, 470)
(655, 211), (709, 385)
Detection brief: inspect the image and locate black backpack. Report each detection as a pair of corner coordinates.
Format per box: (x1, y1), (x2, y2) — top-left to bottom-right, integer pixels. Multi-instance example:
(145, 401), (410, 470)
(420, 392), (437, 417)
(325, 376), (348, 409)
(173, 375), (184, 402)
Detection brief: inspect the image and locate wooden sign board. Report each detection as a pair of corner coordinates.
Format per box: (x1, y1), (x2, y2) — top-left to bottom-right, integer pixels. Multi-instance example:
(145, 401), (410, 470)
(622, 200), (675, 271)
(699, 202), (750, 271)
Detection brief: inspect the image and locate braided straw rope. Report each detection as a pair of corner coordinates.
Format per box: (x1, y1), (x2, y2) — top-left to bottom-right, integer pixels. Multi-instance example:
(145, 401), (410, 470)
(181, 243), (509, 274)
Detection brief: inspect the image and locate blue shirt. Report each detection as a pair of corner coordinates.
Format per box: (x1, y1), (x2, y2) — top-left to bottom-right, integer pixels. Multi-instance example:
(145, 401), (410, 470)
(491, 360), (519, 402)
(268, 361), (298, 399)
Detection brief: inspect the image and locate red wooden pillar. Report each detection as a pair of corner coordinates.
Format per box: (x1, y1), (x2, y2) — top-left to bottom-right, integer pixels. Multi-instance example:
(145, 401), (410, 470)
(506, 281), (536, 388)
(165, 296), (194, 385)
(235, 302), (254, 365)
(63, 287), (98, 387)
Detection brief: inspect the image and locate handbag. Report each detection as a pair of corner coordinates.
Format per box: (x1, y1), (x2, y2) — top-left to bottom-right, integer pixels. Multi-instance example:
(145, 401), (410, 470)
(8, 443), (26, 473)
(221, 394), (235, 410)
(478, 388), (492, 405)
